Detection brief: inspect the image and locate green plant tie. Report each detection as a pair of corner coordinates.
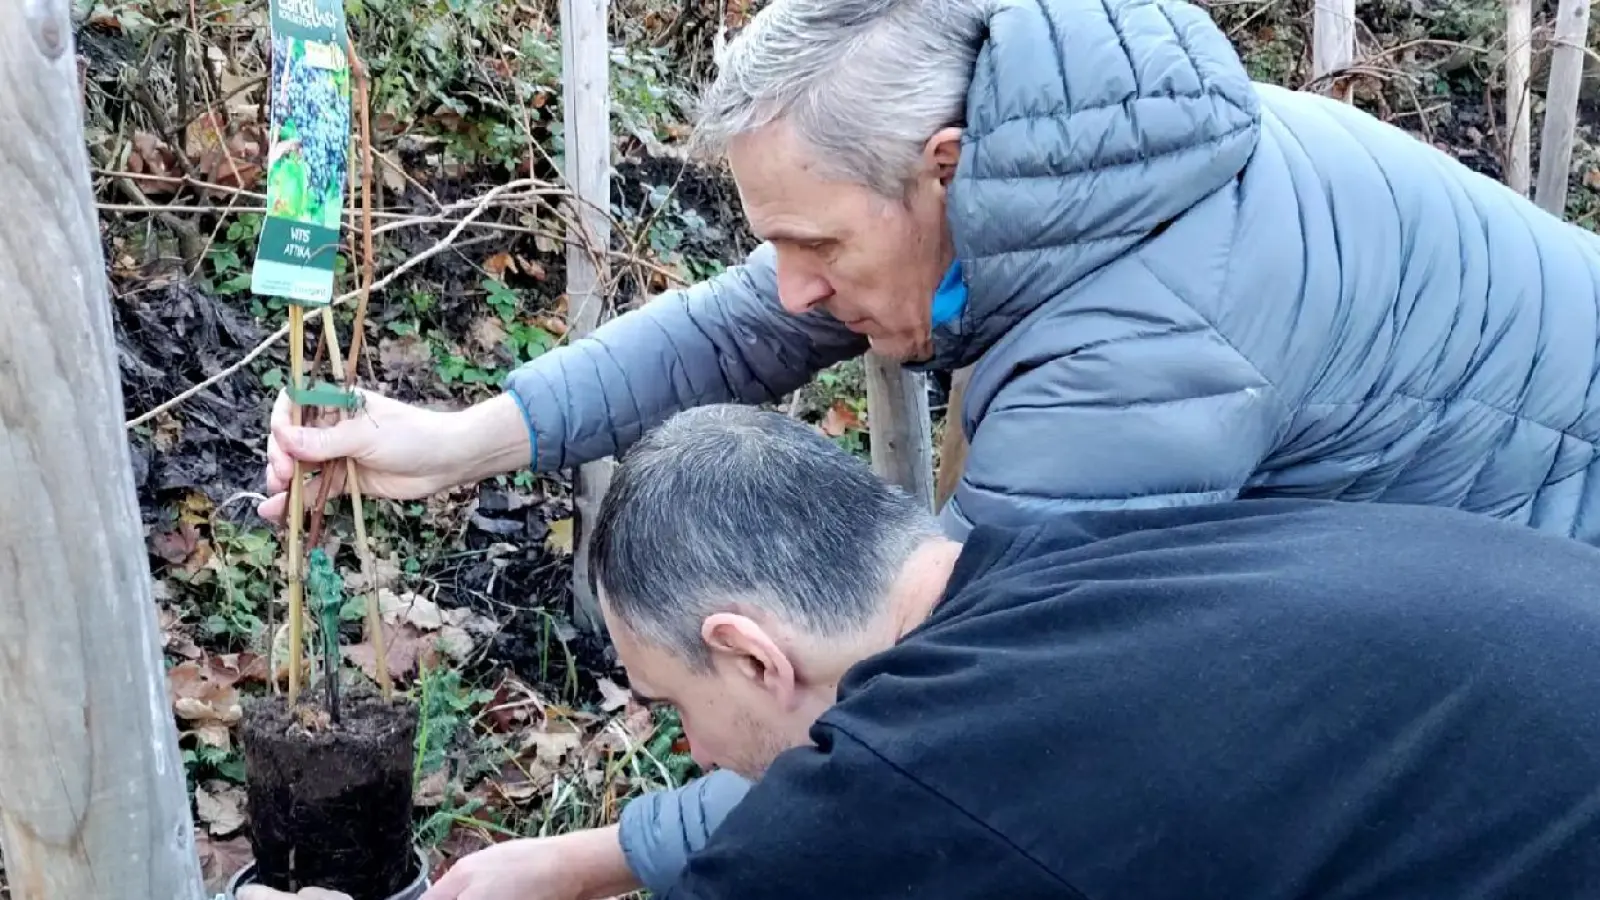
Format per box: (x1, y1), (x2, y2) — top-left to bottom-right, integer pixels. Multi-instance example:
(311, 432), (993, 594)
(307, 547), (345, 720)
(288, 380), (363, 410)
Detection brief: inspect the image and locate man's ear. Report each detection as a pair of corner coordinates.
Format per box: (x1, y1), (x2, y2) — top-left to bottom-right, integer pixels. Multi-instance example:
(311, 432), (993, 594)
(701, 612), (800, 708)
(922, 126), (963, 187)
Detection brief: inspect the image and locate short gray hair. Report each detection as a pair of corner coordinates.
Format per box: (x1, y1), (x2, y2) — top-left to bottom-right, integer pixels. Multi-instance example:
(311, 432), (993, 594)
(690, 0), (990, 198)
(589, 405), (941, 670)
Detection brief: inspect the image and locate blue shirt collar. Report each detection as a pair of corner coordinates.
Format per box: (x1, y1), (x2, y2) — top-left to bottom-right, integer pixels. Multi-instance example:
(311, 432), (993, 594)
(930, 259), (966, 328)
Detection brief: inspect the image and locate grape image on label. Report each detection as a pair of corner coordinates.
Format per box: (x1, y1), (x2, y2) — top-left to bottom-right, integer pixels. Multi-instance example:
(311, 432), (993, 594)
(265, 33), (350, 230)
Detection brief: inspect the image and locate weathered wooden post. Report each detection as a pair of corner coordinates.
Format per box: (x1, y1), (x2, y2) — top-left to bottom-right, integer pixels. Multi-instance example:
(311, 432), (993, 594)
(934, 364), (974, 510)
(1311, 0), (1357, 103)
(865, 357), (936, 510)
(0, 0), (207, 897)
(561, 0), (615, 633)
(1533, 0), (1591, 216)
(1504, 0), (1534, 195)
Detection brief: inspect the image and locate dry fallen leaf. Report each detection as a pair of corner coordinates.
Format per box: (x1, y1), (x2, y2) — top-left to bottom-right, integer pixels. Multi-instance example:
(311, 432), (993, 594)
(195, 780), (247, 836)
(819, 401), (862, 437)
(434, 826), (496, 878)
(517, 256), (547, 281)
(415, 768), (451, 808)
(484, 252), (515, 279)
(545, 517), (574, 556)
(378, 334), (433, 379)
(345, 553), (403, 595)
(379, 588), (446, 630)
(596, 677), (631, 713)
(153, 413), (184, 454)
(159, 606), (203, 660)
(167, 658), (244, 747)
(195, 830), (255, 893)
(522, 721), (583, 768)
(469, 316), (509, 355)
(151, 522), (209, 572)
(343, 622), (441, 684)
(436, 625), (477, 663)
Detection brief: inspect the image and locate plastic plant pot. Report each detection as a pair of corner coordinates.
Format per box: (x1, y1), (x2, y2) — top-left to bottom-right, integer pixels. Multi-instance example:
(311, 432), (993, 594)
(221, 845), (431, 900)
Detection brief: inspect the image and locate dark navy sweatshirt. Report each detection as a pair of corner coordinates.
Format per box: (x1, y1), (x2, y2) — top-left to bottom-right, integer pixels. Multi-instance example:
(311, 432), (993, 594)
(660, 498), (1600, 899)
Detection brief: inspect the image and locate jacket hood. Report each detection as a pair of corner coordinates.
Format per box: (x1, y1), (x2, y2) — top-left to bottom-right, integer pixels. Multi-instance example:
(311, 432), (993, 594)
(922, 0), (1263, 371)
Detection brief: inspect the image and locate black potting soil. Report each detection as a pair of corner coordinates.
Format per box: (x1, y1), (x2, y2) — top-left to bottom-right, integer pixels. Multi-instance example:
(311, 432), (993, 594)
(240, 692), (420, 900)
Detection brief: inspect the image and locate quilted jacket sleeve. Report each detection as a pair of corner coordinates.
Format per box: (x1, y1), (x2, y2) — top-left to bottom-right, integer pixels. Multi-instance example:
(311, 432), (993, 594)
(502, 241), (867, 470)
(618, 770), (753, 895)
(939, 259), (1290, 539)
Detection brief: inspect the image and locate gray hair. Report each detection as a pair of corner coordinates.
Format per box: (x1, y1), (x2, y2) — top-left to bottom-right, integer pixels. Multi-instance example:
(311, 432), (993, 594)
(689, 0), (991, 198)
(589, 405), (942, 670)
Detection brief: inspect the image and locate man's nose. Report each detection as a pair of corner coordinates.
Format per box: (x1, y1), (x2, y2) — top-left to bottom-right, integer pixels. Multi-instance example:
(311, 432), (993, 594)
(776, 259), (832, 315)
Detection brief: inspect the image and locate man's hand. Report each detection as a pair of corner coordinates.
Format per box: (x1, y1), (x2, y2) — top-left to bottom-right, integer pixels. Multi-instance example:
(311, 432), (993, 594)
(258, 390), (532, 523)
(235, 886), (350, 900)
(420, 826), (640, 900)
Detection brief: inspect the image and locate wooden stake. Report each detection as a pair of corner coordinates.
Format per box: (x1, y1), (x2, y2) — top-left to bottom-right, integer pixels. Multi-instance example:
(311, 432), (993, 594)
(1312, 0), (1357, 103)
(934, 365), (974, 510)
(561, 0), (615, 634)
(865, 355), (935, 511)
(1504, 0), (1534, 195)
(0, 0), (207, 892)
(1533, 0), (1591, 216)
(286, 303), (307, 704)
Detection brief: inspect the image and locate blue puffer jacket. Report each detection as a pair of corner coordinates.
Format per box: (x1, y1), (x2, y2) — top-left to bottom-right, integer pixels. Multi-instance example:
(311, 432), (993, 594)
(503, 0), (1600, 890)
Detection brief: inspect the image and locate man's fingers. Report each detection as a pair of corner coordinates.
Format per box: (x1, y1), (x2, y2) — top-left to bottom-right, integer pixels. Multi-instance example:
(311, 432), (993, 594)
(417, 865), (469, 900)
(270, 388), (291, 428)
(257, 491), (287, 524)
(270, 407), (370, 466)
(267, 436), (293, 494)
(255, 466), (348, 523)
(236, 886), (344, 900)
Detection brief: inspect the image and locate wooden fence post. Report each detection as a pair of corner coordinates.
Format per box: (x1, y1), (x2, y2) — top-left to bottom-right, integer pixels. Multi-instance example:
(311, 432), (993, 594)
(934, 364), (974, 511)
(1533, 0), (1592, 216)
(1311, 0), (1357, 103)
(1504, 0), (1534, 195)
(561, 0), (614, 634)
(0, 1), (206, 897)
(864, 355), (935, 511)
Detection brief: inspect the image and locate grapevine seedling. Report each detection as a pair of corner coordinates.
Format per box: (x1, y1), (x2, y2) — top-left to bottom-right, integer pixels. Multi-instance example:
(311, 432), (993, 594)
(251, 0), (390, 714)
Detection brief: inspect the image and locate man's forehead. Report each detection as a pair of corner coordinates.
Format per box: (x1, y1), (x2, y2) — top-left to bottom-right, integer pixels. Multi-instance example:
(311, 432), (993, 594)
(730, 127), (852, 240)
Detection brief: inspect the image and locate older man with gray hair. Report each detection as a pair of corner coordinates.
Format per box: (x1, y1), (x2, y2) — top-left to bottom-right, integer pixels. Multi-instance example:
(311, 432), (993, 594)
(253, 405), (1600, 900)
(255, 0), (1600, 892)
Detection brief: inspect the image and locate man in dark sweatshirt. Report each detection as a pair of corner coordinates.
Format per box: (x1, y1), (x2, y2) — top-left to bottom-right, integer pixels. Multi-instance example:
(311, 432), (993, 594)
(397, 403), (1600, 900)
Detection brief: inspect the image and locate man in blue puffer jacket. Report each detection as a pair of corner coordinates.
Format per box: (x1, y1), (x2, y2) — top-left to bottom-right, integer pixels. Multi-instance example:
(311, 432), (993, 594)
(257, 0), (1600, 894)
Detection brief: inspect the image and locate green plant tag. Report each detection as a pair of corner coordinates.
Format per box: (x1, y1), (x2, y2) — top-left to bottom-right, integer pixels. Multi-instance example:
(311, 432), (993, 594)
(250, 0), (351, 307)
(288, 380), (363, 410)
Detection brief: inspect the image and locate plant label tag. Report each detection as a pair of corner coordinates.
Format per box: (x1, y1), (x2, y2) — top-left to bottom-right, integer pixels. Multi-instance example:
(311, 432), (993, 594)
(250, 0), (351, 307)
